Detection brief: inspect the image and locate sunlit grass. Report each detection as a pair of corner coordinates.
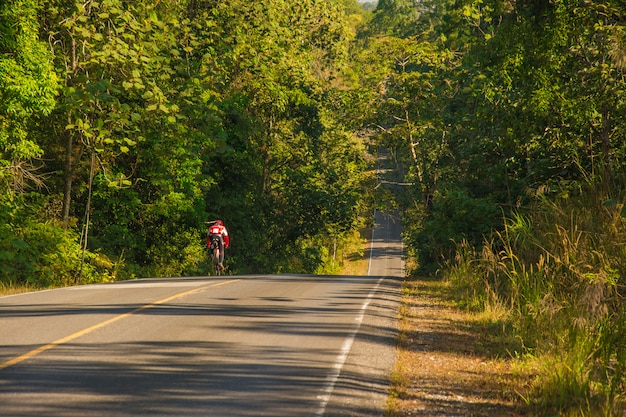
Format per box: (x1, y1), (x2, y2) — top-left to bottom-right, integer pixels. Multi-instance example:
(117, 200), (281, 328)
(437, 184), (626, 416)
(0, 280), (36, 296)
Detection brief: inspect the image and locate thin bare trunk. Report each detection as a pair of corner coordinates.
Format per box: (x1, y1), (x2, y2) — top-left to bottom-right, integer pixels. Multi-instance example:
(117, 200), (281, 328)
(405, 110), (433, 210)
(62, 37), (79, 227)
(79, 149), (96, 278)
(62, 129), (73, 227)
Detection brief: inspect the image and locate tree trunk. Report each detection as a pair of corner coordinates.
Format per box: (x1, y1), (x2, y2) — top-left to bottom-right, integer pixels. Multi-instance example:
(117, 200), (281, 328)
(62, 130), (73, 227)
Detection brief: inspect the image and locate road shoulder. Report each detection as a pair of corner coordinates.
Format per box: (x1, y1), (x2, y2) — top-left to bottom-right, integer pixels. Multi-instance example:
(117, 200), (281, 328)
(323, 208), (404, 416)
(386, 277), (528, 417)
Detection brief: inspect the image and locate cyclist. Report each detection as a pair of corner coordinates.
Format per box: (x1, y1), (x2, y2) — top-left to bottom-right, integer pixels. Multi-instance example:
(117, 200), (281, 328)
(206, 220), (229, 270)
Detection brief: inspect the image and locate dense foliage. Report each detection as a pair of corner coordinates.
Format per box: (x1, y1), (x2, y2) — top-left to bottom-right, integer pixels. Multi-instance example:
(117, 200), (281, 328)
(357, 0), (626, 414)
(0, 0), (371, 283)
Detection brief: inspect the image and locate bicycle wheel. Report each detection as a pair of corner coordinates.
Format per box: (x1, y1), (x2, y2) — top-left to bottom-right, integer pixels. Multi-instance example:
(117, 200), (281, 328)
(212, 247), (221, 276)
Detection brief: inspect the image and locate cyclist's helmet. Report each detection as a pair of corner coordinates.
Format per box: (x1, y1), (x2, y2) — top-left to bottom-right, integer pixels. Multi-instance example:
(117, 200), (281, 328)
(215, 219), (223, 226)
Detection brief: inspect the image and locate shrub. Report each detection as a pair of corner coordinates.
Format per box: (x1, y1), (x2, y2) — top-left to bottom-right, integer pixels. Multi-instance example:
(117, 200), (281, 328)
(440, 183), (626, 415)
(406, 186), (501, 270)
(0, 195), (113, 287)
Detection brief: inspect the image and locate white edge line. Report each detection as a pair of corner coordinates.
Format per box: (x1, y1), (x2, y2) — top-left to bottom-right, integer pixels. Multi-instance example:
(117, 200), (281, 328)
(315, 267), (385, 415)
(316, 192), (390, 414)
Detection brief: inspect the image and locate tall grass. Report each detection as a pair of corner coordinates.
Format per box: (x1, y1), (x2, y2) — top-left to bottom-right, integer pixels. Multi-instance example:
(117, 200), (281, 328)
(441, 185), (626, 416)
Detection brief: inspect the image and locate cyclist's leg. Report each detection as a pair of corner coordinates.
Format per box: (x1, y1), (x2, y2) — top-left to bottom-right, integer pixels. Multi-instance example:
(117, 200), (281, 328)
(218, 237), (225, 267)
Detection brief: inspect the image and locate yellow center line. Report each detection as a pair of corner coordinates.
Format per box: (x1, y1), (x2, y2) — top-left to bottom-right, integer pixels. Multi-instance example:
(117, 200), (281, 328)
(0, 279), (240, 371)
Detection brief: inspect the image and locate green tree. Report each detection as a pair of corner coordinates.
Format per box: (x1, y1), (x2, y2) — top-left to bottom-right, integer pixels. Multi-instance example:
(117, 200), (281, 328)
(0, 0), (57, 194)
(37, 0), (217, 276)
(0, 0), (71, 285)
(2, 0), (371, 281)
(186, 0), (367, 273)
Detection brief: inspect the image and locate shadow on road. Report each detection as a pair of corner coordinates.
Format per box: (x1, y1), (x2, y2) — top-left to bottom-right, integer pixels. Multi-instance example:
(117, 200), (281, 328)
(0, 275), (401, 417)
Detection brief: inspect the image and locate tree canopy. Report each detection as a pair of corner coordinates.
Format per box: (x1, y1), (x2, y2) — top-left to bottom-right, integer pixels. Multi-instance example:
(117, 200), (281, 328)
(358, 1), (626, 413)
(3, 0), (626, 293)
(356, 0), (626, 265)
(0, 0), (371, 283)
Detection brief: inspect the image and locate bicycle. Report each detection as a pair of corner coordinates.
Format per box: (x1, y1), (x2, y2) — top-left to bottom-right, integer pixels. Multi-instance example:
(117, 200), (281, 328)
(208, 236), (223, 276)
(209, 238), (222, 275)
(205, 220), (228, 276)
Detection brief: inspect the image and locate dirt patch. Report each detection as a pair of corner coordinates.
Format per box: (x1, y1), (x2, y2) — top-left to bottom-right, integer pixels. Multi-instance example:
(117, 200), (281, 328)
(386, 278), (529, 417)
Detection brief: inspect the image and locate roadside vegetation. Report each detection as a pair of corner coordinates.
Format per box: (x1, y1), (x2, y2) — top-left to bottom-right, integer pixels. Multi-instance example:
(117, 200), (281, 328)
(365, 1), (626, 416)
(2, 0), (626, 415)
(1, 0), (373, 285)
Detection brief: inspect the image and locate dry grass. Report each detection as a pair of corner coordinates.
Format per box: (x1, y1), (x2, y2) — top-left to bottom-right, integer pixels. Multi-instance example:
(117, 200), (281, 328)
(0, 281), (35, 297)
(337, 226), (533, 416)
(386, 277), (532, 417)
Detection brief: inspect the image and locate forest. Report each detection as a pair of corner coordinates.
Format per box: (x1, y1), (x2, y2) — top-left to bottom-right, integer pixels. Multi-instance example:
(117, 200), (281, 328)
(2, 0), (626, 415)
(1, 0), (372, 282)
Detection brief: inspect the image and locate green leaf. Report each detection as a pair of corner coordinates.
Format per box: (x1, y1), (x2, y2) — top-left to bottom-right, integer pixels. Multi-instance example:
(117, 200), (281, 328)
(11, 238), (29, 250)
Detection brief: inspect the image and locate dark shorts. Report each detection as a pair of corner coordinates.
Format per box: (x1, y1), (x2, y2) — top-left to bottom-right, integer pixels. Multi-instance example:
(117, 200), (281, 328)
(209, 234), (225, 263)
(209, 234), (223, 247)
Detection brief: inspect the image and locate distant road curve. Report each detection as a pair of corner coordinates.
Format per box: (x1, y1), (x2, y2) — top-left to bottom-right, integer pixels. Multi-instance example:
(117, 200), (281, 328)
(0, 210), (403, 417)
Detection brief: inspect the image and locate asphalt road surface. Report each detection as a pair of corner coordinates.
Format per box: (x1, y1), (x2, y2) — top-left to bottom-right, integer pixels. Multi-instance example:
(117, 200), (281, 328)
(0, 210), (403, 417)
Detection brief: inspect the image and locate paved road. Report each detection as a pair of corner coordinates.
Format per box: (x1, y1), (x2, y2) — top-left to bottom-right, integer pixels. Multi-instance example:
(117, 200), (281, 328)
(0, 211), (402, 417)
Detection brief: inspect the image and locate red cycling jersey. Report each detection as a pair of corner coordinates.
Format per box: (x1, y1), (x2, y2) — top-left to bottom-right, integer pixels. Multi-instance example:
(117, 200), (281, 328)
(206, 223), (229, 248)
